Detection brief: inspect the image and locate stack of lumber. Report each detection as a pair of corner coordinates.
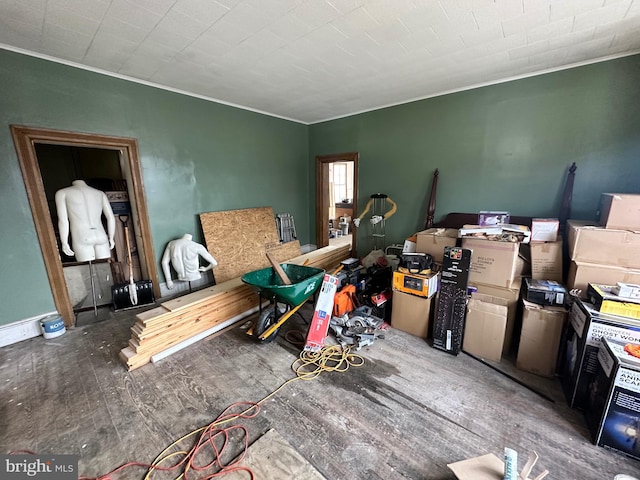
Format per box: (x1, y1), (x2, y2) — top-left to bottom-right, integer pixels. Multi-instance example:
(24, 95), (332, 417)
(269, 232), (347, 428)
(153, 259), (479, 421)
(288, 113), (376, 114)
(119, 243), (352, 371)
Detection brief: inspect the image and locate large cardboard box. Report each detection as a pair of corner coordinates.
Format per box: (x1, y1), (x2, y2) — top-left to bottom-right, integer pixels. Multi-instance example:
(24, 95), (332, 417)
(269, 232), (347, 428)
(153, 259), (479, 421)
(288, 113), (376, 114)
(516, 300), (567, 378)
(391, 290), (433, 338)
(566, 220), (640, 269)
(462, 238), (527, 288)
(560, 299), (640, 409)
(470, 278), (521, 355)
(433, 247), (472, 355)
(567, 261), (640, 295)
(585, 337), (640, 460)
(597, 193), (640, 231)
(529, 240), (563, 282)
(463, 293), (509, 362)
(415, 228), (458, 264)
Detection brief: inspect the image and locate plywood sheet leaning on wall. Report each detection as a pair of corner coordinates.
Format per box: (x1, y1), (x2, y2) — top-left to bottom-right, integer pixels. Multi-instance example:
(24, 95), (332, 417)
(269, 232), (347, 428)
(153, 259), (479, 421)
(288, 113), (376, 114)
(200, 207), (302, 283)
(119, 243), (351, 371)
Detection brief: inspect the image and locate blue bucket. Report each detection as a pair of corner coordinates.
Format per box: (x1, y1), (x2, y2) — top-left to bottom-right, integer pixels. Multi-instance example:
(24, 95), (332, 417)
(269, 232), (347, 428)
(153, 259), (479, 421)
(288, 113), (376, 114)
(40, 314), (66, 339)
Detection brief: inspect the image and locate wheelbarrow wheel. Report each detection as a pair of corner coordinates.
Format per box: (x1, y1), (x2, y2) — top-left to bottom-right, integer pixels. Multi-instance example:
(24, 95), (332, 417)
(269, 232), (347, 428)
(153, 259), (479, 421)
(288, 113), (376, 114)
(255, 306), (280, 343)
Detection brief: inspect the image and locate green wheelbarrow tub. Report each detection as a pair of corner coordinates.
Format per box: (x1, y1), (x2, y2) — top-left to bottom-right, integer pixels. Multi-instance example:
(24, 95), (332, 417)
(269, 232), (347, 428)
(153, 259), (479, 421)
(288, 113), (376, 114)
(241, 264), (325, 306)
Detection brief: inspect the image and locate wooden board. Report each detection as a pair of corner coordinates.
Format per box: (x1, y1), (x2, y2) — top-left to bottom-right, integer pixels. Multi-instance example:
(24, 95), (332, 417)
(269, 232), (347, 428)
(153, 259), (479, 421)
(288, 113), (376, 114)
(200, 207), (281, 283)
(225, 429), (326, 480)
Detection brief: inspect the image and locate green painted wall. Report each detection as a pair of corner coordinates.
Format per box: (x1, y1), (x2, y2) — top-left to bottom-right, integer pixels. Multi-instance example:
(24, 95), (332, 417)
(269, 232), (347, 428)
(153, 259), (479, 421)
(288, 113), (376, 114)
(0, 50), (309, 327)
(309, 55), (640, 254)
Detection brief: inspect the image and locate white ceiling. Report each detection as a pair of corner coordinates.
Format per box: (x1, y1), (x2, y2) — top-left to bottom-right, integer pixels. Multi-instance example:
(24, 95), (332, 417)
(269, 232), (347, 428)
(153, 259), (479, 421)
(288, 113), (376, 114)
(1, 0), (639, 124)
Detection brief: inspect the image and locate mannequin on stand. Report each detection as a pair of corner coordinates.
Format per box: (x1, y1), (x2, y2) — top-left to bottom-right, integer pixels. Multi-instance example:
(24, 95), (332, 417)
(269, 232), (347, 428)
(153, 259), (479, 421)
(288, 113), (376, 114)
(162, 234), (218, 290)
(55, 180), (116, 262)
(55, 180), (116, 316)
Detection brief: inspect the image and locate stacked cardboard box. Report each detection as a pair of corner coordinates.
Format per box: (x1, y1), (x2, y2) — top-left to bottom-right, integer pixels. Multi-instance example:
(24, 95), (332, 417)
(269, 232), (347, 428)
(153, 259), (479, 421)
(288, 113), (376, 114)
(390, 269), (439, 339)
(567, 194), (640, 294)
(463, 237), (529, 357)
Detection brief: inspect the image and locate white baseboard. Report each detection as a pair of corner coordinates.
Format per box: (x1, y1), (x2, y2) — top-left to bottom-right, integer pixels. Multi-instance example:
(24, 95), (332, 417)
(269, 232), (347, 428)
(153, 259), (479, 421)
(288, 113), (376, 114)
(0, 312), (57, 348)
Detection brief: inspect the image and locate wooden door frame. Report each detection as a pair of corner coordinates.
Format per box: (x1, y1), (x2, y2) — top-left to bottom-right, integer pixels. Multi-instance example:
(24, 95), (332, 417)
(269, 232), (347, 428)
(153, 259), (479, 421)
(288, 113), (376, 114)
(315, 152), (358, 255)
(11, 125), (160, 327)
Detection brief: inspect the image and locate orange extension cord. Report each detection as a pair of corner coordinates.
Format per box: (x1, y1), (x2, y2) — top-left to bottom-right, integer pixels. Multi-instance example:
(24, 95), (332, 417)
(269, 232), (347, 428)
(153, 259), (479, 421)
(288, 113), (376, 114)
(9, 345), (364, 480)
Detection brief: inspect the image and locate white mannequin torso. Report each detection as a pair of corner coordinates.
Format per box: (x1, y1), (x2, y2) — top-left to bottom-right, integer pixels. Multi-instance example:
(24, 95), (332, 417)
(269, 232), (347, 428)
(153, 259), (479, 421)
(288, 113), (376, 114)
(161, 234), (217, 288)
(55, 180), (116, 262)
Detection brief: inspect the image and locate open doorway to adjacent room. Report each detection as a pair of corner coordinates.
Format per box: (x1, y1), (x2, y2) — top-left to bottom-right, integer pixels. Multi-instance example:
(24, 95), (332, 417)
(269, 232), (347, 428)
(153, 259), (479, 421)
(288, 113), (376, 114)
(315, 152), (358, 256)
(11, 126), (159, 327)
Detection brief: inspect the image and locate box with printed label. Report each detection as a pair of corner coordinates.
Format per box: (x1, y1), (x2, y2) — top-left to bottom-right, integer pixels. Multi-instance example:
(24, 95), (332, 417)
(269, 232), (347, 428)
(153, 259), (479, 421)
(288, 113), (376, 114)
(523, 278), (567, 307)
(392, 271), (439, 298)
(584, 337), (640, 460)
(516, 300), (567, 378)
(560, 299), (640, 410)
(433, 247), (472, 356)
(597, 193), (640, 231)
(461, 237), (528, 288)
(587, 283), (640, 320)
(567, 220), (640, 269)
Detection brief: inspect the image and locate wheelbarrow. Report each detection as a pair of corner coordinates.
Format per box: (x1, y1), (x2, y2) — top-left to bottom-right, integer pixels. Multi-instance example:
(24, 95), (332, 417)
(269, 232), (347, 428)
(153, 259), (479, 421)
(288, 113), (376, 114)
(241, 263), (325, 343)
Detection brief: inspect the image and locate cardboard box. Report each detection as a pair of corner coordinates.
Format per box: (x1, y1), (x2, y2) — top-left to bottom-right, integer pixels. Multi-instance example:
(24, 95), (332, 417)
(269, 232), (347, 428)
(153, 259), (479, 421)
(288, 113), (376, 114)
(516, 300), (567, 377)
(523, 278), (567, 307)
(462, 237), (528, 288)
(566, 220), (640, 269)
(531, 218), (559, 242)
(587, 283), (640, 320)
(585, 337), (640, 460)
(597, 193), (640, 231)
(470, 278), (521, 355)
(390, 290), (433, 338)
(560, 299), (640, 409)
(415, 228), (458, 264)
(478, 211), (510, 226)
(463, 293), (509, 362)
(433, 247), (472, 355)
(529, 240), (563, 282)
(448, 453), (504, 480)
(392, 271), (439, 298)
(567, 261), (640, 295)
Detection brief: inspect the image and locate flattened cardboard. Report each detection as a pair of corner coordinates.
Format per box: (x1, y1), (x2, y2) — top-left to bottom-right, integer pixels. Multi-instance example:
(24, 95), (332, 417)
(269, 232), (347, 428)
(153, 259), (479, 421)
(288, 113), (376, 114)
(390, 290), (433, 338)
(448, 453), (503, 480)
(529, 240), (563, 282)
(567, 261), (640, 296)
(516, 300), (567, 378)
(566, 220), (640, 269)
(462, 238), (528, 288)
(597, 193), (640, 231)
(415, 228), (458, 264)
(463, 293), (509, 362)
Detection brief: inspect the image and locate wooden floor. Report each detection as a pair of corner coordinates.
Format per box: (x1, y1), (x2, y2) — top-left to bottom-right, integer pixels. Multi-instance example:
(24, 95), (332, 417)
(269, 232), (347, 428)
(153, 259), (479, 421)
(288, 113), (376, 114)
(1, 302), (639, 479)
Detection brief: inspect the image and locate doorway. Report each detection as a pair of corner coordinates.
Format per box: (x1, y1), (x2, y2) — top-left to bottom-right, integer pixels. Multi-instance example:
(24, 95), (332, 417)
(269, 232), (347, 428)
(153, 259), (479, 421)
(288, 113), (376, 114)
(11, 126), (159, 327)
(315, 152), (358, 256)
